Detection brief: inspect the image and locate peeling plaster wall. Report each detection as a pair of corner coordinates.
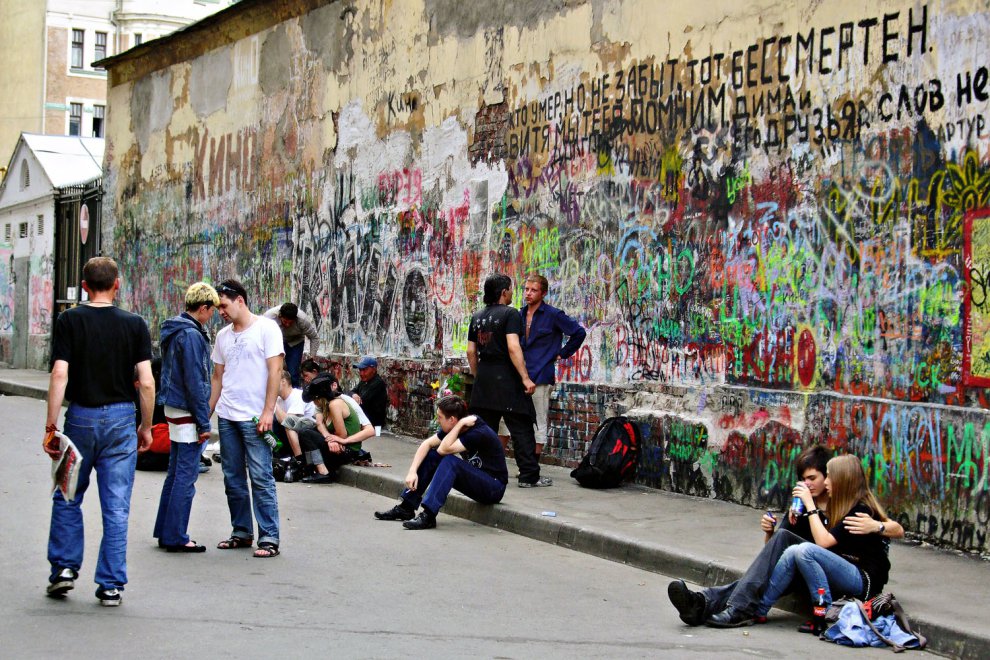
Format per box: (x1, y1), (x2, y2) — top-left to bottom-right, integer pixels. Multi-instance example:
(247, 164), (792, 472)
(104, 0), (990, 554)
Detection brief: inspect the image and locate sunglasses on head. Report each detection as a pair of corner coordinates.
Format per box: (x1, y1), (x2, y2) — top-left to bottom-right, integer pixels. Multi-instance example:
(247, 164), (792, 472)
(217, 284), (239, 298)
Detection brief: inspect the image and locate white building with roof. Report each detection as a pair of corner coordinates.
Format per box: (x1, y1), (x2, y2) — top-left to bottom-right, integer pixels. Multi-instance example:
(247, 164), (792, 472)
(0, 133), (104, 368)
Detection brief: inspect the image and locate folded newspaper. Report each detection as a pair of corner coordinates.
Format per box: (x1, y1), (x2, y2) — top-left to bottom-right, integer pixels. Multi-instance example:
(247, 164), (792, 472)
(47, 431), (83, 501)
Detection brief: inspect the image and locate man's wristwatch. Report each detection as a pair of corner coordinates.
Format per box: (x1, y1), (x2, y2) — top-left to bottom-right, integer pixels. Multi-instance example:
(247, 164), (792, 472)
(877, 522), (886, 535)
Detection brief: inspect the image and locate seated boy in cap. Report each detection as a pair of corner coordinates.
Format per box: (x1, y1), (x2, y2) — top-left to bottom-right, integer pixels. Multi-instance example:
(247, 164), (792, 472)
(374, 395), (507, 530)
(350, 355), (387, 435)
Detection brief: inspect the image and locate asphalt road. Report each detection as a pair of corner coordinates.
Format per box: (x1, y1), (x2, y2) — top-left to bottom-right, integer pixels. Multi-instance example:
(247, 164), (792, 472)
(1, 394), (929, 659)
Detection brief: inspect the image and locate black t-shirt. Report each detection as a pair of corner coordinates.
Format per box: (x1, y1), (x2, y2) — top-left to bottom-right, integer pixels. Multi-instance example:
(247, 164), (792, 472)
(468, 304), (522, 364)
(51, 305), (153, 406)
(467, 305), (535, 417)
(828, 503), (891, 598)
(457, 418), (508, 484)
(779, 508), (826, 540)
(351, 374), (387, 427)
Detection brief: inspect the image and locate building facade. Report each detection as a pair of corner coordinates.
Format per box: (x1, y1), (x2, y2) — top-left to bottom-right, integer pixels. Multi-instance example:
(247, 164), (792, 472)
(101, 0), (990, 554)
(0, 0), (238, 179)
(0, 135), (104, 369)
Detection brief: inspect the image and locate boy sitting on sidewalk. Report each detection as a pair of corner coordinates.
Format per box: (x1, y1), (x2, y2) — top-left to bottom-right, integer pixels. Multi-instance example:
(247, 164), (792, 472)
(273, 370), (316, 482)
(374, 395), (507, 530)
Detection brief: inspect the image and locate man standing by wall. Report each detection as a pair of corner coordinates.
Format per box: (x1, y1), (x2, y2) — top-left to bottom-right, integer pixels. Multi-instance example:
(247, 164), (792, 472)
(467, 273), (550, 488)
(211, 280), (284, 558)
(350, 355), (387, 435)
(263, 302), (320, 386)
(520, 274), (586, 459)
(43, 257), (154, 607)
(153, 282), (218, 553)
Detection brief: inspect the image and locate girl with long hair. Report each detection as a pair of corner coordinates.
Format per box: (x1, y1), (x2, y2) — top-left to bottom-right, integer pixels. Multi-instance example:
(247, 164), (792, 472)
(754, 455), (893, 621)
(297, 373), (374, 483)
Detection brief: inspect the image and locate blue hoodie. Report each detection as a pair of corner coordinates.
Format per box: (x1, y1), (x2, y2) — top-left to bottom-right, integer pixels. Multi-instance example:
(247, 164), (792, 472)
(157, 312), (212, 434)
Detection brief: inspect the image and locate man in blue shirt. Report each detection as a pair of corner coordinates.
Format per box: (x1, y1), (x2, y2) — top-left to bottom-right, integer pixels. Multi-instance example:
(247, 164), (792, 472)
(520, 273), (586, 458)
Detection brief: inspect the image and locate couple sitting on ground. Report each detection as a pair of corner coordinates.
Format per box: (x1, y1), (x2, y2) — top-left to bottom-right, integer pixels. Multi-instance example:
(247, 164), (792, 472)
(668, 445), (903, 631)
(273, 370), (374, 484)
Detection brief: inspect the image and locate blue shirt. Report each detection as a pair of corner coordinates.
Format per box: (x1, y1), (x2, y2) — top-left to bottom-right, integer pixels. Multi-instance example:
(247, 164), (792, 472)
(519, 302), (587, 384)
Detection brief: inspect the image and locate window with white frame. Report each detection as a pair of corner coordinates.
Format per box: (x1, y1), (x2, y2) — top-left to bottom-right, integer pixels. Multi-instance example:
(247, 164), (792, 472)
(95, 31), (107, 64)
(71, 29), (84, 68)
(69, 103), (82, 136)
(93, 105), (105, 137)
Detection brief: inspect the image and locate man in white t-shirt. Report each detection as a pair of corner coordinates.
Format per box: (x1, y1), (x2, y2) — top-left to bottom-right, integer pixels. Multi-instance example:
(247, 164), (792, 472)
(208, 279), (284, 559)
(273, 369), (316, 481)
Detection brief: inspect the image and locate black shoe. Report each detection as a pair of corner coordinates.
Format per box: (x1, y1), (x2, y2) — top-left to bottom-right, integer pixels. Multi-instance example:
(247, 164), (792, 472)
(46, 567), (77, 598)
(667, 580), (707, 626)
(301, 472), (334, 484)
(96, 587), (122, 607)
(706, 608), (755, 628)
(402, 509), (437, 530)
(164, 542), (207, 553)
(211, 452), (221, 464)
(375, 504), (415, 521)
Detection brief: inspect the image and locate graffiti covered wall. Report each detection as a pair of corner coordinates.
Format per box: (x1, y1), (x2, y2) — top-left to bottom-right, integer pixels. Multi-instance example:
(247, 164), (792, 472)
(103, 0), (990, 553)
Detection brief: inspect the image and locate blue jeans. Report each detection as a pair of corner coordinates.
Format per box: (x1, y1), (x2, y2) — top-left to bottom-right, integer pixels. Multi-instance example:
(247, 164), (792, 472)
(48, 402), (138, 591)
(284, 341), (304, 386)
(702, 528), (808, 617)
(219, 418), (280, 545)
(401, 449), (506, 514)
(153, 441), (203, 545)
(757, 542), (864, 616)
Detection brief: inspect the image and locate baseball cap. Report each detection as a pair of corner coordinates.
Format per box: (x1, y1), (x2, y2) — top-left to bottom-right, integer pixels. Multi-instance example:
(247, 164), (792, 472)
(354, 356), (378, 369)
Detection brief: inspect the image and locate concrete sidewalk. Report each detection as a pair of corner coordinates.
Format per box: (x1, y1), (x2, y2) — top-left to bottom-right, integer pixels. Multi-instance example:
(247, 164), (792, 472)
(3, 367), (985, 658)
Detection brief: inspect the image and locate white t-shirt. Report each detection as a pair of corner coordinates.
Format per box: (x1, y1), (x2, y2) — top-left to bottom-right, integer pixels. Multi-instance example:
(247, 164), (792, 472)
(340, 394), (372, 427)
(278, 388), (316, 419)
(212, 315), (284, 422)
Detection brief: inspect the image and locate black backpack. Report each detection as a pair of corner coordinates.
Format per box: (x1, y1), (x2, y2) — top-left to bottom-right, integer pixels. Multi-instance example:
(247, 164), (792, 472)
(570, 416), (641, 488)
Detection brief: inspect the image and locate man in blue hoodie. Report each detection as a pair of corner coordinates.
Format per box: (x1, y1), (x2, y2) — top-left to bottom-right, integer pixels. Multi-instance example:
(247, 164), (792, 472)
(153, 282), (218, 553)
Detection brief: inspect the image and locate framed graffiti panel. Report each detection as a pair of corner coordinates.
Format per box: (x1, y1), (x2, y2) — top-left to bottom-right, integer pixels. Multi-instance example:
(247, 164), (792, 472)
(963, 209), (990, 386)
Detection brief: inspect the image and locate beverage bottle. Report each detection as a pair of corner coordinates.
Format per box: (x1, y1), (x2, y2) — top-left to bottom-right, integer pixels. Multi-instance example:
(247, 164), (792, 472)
(252, 416), (282, 451)
(812, 587), (827, 635)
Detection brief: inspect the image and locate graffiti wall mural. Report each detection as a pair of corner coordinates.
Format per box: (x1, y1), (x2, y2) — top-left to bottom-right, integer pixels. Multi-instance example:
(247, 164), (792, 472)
(103, 0), (990, 553)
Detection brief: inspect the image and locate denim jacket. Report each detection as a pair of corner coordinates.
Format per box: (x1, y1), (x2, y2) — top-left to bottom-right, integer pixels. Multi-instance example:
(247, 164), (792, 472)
(157, 312), (212, 433)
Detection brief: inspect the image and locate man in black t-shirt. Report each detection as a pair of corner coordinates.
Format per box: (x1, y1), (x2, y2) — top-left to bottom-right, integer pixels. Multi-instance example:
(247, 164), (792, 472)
(374, 396), (507, 530)
(43, 257), (154, 608)
(467, 274), (549, 488)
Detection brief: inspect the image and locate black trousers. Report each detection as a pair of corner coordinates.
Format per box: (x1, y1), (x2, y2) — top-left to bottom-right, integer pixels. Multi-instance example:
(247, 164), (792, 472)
(297, 428), (365, 473)
(473, 408), (540, 484)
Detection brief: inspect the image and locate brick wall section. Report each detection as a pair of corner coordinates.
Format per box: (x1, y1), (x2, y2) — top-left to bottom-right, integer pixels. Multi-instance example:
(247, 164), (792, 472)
(321, 353), (470, 439)
(469, 101), (508, 165)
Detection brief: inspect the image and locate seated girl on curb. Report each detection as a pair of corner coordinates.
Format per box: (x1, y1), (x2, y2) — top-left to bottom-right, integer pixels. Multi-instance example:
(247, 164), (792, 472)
(754, 455), (895, 626)
(297, 373), (374, 484)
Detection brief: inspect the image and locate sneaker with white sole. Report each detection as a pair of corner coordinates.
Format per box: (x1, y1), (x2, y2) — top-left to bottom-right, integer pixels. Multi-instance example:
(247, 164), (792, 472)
(46, 567), (78, 598)
(518, 476), (553, 488)
(96, 587), (122, 607)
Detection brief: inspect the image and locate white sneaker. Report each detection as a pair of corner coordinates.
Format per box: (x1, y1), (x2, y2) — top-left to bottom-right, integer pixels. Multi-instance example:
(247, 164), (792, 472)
(518, 476), (553, 488)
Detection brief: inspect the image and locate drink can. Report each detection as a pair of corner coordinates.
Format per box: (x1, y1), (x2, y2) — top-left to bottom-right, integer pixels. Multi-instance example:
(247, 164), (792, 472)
(790, 495), (805, 516)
